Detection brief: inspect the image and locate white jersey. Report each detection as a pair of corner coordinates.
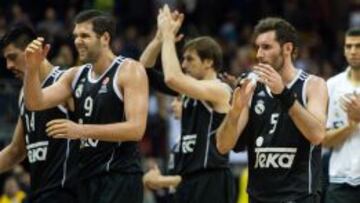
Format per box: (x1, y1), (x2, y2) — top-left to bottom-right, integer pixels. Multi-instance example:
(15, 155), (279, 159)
(326, 68), (360, 186)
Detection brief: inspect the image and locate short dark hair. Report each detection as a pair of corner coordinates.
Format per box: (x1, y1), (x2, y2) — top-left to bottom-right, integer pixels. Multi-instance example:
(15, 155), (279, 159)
(346, 27), (360, 37)
(0, 23), (36, 51)
(183, 36), (223, 72)
(74, 9), (116, 43)
(254, 17), (299, 58)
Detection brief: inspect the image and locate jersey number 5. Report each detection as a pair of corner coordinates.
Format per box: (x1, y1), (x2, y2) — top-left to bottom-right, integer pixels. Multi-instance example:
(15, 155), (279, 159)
(269, 113), (279, 134)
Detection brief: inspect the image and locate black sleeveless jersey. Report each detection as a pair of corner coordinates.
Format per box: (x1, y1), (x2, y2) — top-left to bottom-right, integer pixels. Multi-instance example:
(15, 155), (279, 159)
(19, 67), (79, 198)
(71, 56), (142, 180)
(235, 70), (321, 202)
(168, 85), (231, 176)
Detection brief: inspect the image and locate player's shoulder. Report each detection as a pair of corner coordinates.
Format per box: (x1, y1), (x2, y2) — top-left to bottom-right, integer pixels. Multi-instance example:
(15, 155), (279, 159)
(306, 74), (326, 88)
(326, 70), (347, 86)
(118, 58), (146, 78)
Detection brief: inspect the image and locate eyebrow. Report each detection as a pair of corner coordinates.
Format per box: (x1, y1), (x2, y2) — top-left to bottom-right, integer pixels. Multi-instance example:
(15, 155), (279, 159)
(4, 52), (17, 58)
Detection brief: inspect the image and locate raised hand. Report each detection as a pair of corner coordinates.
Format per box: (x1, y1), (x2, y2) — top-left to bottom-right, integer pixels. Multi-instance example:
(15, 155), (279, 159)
(231, 79), (256, 113)
(253, 63), (285, 94)
(25, 37), (50, 71)
(219, 72), (238, 89)
(341, 93), (360, 123)
(157, 5), (184, 40)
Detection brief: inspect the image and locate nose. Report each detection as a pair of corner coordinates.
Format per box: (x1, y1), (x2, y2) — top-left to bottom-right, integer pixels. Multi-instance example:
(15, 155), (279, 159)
(74, 37), (82, 47)
(349, 46), (357, 55)
(6, 60), (15, 70)
(256, 48), (264, 61)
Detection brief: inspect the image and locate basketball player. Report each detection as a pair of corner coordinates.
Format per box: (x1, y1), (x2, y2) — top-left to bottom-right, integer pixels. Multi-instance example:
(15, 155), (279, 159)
(23, 10), (148, 203)
(140, 5), (235, 203)
(217, 17), (328, 202)
(323, 27), (360, 203)
(0, 24), (78, 202)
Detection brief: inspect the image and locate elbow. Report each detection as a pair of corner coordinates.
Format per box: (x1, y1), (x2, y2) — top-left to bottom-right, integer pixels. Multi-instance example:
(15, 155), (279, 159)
(130, 124), (146, 141)
(309, 129), (325, 145)
(164, 76), (177, 87)
(215, 135), (232, 155)
(25, 100), (42, 111)
(216, 143), (231, 155)
(8, 144), (26, 162)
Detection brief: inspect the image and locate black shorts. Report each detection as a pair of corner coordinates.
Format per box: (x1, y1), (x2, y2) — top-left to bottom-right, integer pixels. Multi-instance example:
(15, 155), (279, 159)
(250, 193), (321, 203)
(30, 187), (78, 203)
(171, 168), (235, 203)
(325, 183), (360, 203)
(78, 172), (143, 203)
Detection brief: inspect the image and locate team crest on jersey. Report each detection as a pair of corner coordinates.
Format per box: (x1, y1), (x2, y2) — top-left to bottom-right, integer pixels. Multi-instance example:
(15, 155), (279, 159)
(254, 99), (265, 115)
(75, 84), (84, 98)
(98, 77), (109, 94)
(256, 136), (264, 147)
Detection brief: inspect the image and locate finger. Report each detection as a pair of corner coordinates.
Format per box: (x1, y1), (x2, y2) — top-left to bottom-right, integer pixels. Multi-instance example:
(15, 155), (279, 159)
(244, 80), (256, 95)
(258, 63), (276, 73)
(46, 122), (65, 133)
(254, 65), (272, 77)
(163, 4), (171, 14)
(46, 119), (67, 127)
(25, 47), (35, 54)
(46, 125), (66, 136)
(36, 37), (44, 42)
(43, 44), (51, 57)
(232, 87), (241, 101)
(254, 70), (271, 84)
(32, 40), (43, 47)
(172, 10), (179, 19)
(178, 13), (185, 24)
(52, 134), (68, 139)
(175, 34), (184, 42)
(28, 43), (41, 51)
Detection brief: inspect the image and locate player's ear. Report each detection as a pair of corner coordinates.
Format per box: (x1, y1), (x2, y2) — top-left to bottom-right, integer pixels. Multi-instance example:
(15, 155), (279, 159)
(283, 42), (293, 56)
(101, 32), (111, 46)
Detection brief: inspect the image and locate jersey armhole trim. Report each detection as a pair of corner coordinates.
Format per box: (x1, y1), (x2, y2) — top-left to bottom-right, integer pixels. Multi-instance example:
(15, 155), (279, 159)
(71, 65), (88, 90)
(302, 75), (312, 107)
(113, 58), (127, 101)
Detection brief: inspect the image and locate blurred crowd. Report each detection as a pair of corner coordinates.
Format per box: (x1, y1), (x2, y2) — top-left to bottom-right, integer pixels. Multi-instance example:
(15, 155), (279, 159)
(0, 0), (359, 202)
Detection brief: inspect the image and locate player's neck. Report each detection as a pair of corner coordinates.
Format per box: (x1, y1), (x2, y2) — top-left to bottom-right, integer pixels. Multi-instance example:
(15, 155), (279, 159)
(348, 67), (360, 86)
(39, 59), (54, 83)
(92, 49), (116, 77)
(280, 62), (298, 85)
(202, 70), (217, 80)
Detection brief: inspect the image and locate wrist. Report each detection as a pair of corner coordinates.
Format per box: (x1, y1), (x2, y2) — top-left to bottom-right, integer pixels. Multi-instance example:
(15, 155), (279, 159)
(229, 107), (242, 119)
(273, 87), (296, 111)
(78, 124), (86, 139)
(162, 33), (176, 41)
(152, 36), (162, 44)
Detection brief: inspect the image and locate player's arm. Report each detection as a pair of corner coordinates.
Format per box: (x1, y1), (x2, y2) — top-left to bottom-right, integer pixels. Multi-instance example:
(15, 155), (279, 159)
(143, 166), (182, 190)
(47, 60), (149, 142)
(255, 64), (327, 145)
(24, 37), (75, 110)
(287, 76), (328, 145)
(80, 60), (148, 141)
(160, 9), (229, 105)
(323, 94), (359, 148)
(140, 31), (162, 68)
(0, 118), (26, 173)
(216, 80), (255, 154)
(140, 9), (184, 69)
(323, 124), (357, 148)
